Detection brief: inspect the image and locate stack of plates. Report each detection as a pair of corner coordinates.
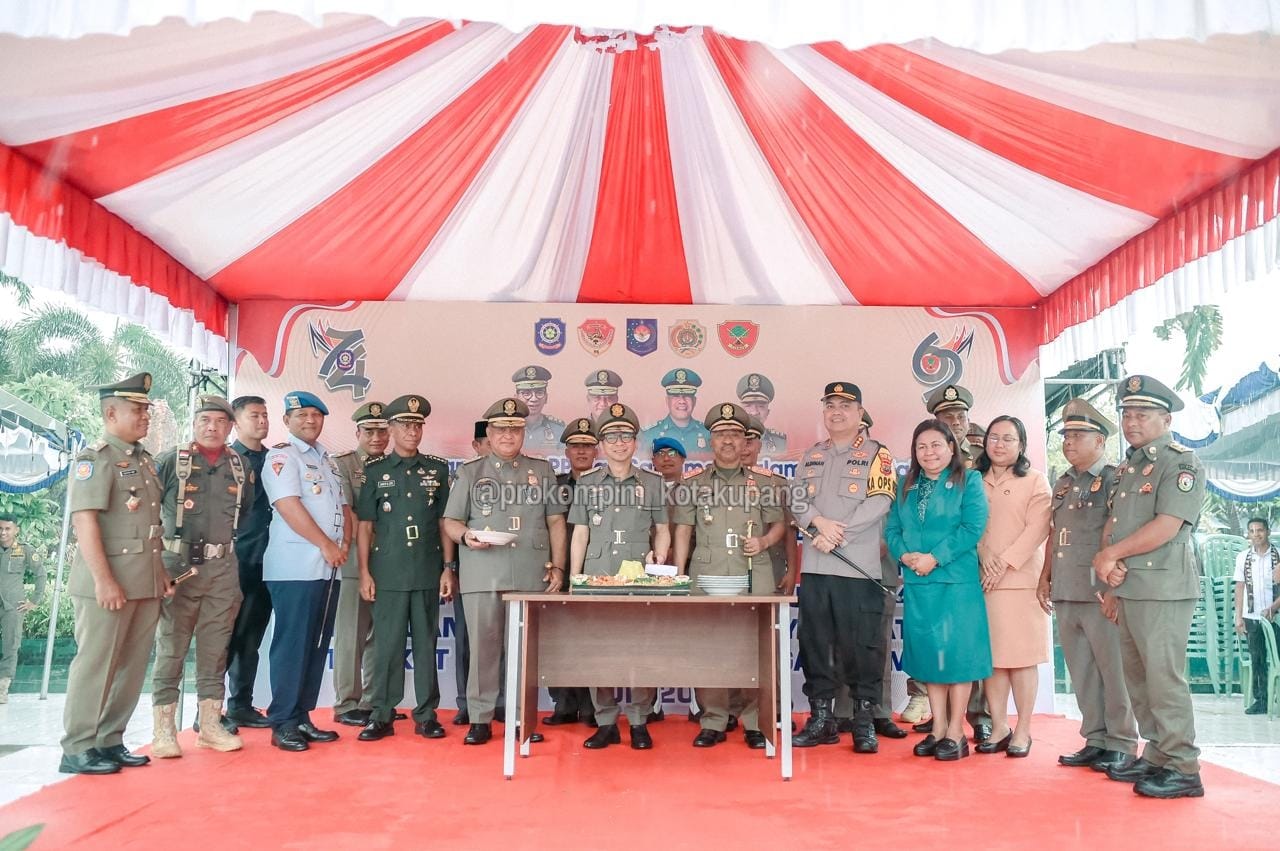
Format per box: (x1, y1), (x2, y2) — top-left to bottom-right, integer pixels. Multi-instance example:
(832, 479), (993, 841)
(696, 575), (750, 596)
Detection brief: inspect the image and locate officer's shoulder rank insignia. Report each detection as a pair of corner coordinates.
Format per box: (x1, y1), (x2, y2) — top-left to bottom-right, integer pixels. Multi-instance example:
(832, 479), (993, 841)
(272, 442), (290, 449)
(461, 456), (484, 467)
(1169, 441), (1192, 453)
(425, 454), (447, 465)
(90, 440), (108, 452)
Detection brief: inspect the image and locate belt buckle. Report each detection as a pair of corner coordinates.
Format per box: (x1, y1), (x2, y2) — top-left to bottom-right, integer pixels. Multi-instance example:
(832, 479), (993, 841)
(406, 525), (419, 541)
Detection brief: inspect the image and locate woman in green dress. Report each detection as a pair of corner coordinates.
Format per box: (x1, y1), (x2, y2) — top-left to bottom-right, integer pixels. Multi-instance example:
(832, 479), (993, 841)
(886, 419), (990, 761)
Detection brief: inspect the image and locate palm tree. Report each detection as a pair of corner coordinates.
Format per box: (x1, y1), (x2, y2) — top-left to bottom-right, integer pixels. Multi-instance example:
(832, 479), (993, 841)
(1152, 305), (1222, 396)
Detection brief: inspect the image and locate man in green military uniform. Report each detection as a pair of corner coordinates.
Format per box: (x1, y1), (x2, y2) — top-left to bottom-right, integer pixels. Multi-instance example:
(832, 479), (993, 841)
(150, 394), (250, 757)
(641, 368), (712, 462)
(544, 416), (600, 727)
(512, 365), (565, 458)
(673, 403), (785, 748)
(61, 373), (172, 775)
(742, 416), (796, 590)
(912, 382), (989, 740)
(331, 402), (389, 726)
(0, 515), (45, 703)
(570, 404), (669, 750)
(737, 373), (788, 457)
(1094, 375), (1207, 799)
(443, 397), (568, 745)
(356, 395), (454, 741)
(1038, 398), (1137, 772)
(585, 369), (623, 420)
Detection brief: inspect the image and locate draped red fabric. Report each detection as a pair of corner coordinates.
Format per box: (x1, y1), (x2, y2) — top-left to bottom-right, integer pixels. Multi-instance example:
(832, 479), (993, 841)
(0, 144), (226, 334)
(578, 44), (691, 303)
(211, 25), (570, 302)
(1039, 147), (1280, 345)
(705, 33), (1039, 307)
(812, 43), (1250, 220)
(17, 22), (459, 200)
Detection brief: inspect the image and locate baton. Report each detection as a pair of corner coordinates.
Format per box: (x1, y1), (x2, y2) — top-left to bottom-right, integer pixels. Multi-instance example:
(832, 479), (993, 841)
(171, 566), (199, 585)
(316, 565), (339, 650)
(792, 522), (895, 597)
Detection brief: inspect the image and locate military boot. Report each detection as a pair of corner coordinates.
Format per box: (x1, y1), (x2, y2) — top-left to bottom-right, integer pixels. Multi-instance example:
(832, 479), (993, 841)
(793, 698), (840, 747)
(852, 700), (878, 754)
(152, 703), (182, 758)
(196, 699), (244, 752)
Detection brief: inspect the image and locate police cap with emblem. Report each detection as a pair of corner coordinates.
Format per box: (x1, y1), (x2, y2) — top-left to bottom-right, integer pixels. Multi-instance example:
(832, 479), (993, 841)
(484, 397), (529, 427)
(585, 369), (623, 396)
(737, 373), (775, 403)
(661, 368), (702, 396)
(512, 365), (552, 390)
(386, 395), (431, 423)
(597, 403), (640, 435)
(351, 401), (389, 427)
(744, 415), (764, 440)
(193, 394), (234, 419)
(704, 402), (750, 432)
(1117, 374), (1184, 413)
(926, 384), (973, 414)
(821, 382), (861, 402)
(560, 416), (599, 445)
(1059, 397), (1115, 435)
(283, 390), (329, 416)
(97, 372), (154, 404)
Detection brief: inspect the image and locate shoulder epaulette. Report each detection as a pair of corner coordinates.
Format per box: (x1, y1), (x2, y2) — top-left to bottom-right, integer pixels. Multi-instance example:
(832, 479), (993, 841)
(364, 455), (388, 468)
(272, 442), (290, 449)
(750, 465), (775, 478)
(424, 454), (448, 465)
(90, 440), (107, 451)
(460, 455), (485, 467)
(545, 415), (565, 425)
(333, 449), (354, 458)
(1168, 441), (1193, 453)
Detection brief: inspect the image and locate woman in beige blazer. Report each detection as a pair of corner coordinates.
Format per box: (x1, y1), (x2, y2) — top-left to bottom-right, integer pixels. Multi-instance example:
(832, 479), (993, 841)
(976, 416), (1051, 757)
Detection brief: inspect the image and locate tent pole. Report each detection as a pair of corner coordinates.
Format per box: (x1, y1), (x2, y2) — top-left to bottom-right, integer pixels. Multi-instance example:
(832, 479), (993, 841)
(40, 437), (82, 699)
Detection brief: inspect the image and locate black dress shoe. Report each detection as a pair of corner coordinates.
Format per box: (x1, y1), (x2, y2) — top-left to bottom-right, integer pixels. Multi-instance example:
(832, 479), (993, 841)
(416, 720), (446, 739)
(1006, 738), (1032, 758)
(725, 715), (739, 732)
(1059, 745), (1106, 766)
(97, 744), (150, 767)
(1134, 768), (1204, 798)
(335, 710), (371, 727)
(271, 728), (309, 752)
(452, 710), (470, 726)
(693, 729), (726, 747)
(542, 711), (579, 726)
(226, 707), (272, 729)
(935, 737), (970, 761)
(584, 724), (621, 749)
(297, 722), (339, 743)
(1090, 750), (1136, 772)
(630, 724), (653, 750)
(874, 718), (908, 739)
(646, 708), (665, 723)
(912, 735), (939, 757)
(977, 731), (1013, 754)
(59, 750), (121, 774)
(744, 730), (767, 749)
(912, 720), (933, 734)
(464, 723), (492, 745)
(971, 724), (992, 743)
(1106, 756), (1158, 782)
(358, 720), (395, 741)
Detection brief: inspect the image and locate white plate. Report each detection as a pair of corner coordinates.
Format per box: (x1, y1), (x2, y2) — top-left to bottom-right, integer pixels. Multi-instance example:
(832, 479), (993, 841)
(645, 564), (678, 577)
(701, 587), (748, 596)
(697, 575), (749, 583)
(471, 530), (518, 545)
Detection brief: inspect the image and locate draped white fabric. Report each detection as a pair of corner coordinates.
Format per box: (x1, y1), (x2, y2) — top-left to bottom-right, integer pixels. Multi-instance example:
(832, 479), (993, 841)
(4, 0), (1279, 54)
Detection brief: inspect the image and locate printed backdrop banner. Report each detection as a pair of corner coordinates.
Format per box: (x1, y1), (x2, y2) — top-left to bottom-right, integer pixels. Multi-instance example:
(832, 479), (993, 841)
(233, 301), (1052, 714)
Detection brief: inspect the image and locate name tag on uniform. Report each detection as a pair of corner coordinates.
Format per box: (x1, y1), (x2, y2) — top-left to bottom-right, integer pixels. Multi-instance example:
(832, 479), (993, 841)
(118, 468), (138, 478)
(377, 480), (396, 489)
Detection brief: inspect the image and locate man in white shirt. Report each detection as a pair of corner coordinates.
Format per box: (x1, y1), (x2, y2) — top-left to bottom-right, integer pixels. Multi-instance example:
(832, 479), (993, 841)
(1234, 517), (1279, 715)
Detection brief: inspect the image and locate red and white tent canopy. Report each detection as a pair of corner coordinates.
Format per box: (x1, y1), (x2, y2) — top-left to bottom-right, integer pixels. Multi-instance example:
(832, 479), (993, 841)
(1, 3), (1278, 368)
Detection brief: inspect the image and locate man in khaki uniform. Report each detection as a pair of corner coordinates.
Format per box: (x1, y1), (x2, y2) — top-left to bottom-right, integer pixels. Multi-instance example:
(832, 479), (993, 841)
(584, 369), (623, 420)
(443, 397), (568, 745)
(150, 395), (250, 757)
(1038, 398), (1136, 772)
(331, 402), (389, 726)
(1094, 375), (1206, 799)
(742, 416), (795, 590)
(0, 515), (45, 702)
(570, 404), (669, 750)
(737, 373), (788, 457)
(60, 373), (171, 775)
(356, 395), (454, 741)
(512, 365), (565, 458)
(673, 403), (785, 748)
(912, 382), (990, 740)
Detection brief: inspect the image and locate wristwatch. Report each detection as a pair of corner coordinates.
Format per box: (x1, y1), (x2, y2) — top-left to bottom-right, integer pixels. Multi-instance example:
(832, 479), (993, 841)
(444, 560), (459, 571)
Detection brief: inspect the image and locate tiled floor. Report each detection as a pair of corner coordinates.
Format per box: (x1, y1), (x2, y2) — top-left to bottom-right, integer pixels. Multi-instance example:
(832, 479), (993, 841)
(1, 691), (1276, 810)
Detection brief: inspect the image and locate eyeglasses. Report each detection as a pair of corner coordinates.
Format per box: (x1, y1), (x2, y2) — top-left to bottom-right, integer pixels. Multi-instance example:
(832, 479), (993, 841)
(654, 448), (682, 458)
(515, 389), (547, 400)
(986, 435), (1021, 445)
(601, 432), (636, 444)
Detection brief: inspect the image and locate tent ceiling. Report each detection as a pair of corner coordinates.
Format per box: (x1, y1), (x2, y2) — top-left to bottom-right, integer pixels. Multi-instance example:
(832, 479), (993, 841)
(0, 6), (1278, 363)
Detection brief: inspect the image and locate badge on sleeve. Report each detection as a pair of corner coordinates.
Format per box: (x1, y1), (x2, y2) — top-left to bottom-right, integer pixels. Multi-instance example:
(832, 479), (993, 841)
(76, 460), (94, 480)
(1176, 471), (1195, 492)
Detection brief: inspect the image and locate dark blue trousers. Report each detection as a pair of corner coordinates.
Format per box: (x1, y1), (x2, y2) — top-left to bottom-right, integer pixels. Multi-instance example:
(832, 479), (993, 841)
(266, 576), (340, 730)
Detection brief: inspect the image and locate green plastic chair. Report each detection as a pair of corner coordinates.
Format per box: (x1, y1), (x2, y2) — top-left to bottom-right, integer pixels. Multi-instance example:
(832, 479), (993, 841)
(1186, 575), (1221, 694)
(1241, 619), (1280, 717)
(1197, 534), (1247, 579)
(1210, 574), (1245, 693)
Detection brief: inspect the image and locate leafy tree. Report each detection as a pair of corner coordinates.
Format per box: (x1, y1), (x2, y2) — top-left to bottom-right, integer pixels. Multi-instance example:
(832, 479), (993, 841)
(1152, 305), (1223, 397)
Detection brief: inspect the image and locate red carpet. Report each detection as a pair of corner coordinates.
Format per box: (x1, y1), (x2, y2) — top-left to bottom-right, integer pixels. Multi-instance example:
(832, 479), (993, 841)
(0, 714), (1271, 849)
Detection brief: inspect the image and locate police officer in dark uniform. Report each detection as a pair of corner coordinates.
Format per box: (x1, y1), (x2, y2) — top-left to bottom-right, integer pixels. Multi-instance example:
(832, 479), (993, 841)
(356, 395), (454, 741)
(225, 395), (275, 728)
(1094, 375), (1206, 799)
